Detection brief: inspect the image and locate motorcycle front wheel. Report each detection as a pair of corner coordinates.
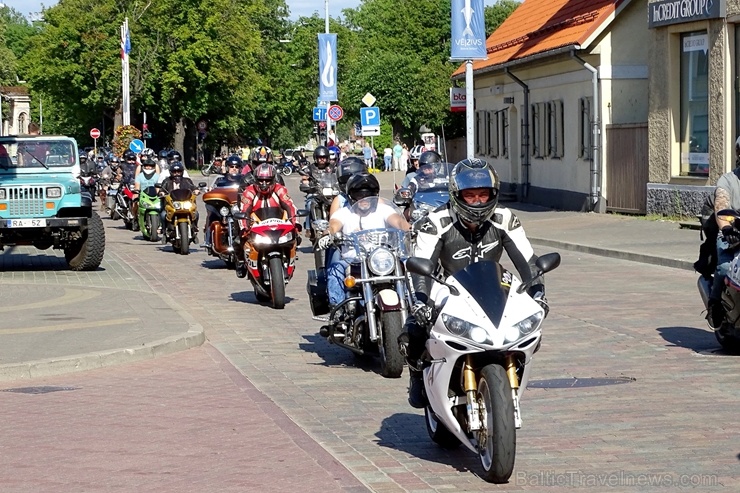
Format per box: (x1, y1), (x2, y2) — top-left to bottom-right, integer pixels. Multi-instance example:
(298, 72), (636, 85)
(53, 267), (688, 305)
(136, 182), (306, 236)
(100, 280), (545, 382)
(268, 257), (286, 309)
(177, 222), (190, 255)
(148, 214), (160, 242)
(281, 165), (293, 176)
(200, 164), (212, 176)
(477, 364), (516, 484)
(379, 310), (404, 378)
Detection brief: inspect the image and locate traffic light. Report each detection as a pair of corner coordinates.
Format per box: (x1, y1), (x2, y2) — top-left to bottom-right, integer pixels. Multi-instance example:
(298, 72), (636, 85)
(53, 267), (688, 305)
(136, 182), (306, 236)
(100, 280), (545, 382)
(142, 123), (152, 140)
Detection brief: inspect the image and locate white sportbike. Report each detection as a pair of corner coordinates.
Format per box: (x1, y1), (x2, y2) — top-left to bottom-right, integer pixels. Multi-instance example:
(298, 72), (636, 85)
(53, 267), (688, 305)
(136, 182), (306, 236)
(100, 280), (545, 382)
(405, 253), (561, 483)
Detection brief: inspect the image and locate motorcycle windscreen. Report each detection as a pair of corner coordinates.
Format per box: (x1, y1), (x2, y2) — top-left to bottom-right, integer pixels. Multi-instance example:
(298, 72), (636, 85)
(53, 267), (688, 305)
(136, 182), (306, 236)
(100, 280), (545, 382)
(451, 261), (510, 327)
(253, 207), (288, 221)
(142, 186), (158, 198)
(414, 190), (449, 208)
(170, 188), (193, 201)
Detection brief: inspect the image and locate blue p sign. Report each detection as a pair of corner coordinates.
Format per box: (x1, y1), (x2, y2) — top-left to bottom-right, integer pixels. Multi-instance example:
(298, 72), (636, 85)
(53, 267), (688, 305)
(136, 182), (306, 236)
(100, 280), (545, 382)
(360, 107), (380, 126)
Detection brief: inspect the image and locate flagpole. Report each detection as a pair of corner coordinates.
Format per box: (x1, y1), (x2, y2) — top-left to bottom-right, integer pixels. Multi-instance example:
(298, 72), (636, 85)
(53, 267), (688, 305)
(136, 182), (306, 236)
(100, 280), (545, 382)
(121, 18), (130, 126)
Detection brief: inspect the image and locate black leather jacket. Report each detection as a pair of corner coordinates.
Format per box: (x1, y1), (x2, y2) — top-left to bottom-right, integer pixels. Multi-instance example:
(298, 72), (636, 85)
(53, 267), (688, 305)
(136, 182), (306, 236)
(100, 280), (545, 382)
(412, 204), (543, 303)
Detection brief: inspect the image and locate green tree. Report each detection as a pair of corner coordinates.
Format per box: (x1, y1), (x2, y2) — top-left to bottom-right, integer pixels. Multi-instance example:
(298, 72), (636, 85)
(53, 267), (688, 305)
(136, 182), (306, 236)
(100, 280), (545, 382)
(484, 0), (521, 37)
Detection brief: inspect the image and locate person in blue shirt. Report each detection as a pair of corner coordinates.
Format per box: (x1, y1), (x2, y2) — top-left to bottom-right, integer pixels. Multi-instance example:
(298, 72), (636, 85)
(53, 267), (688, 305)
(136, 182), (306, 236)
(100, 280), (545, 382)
(132, 155), (160, 221)
(362, 143), (373, 169)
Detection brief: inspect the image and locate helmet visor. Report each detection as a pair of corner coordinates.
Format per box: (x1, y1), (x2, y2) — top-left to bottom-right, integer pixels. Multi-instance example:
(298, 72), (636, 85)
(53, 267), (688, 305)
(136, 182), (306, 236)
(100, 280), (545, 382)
(454, 168), (496, 191)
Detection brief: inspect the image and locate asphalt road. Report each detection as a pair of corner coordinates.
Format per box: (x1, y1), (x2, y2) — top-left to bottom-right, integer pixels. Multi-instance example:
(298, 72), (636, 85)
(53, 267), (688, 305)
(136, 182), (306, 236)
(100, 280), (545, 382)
(0, 170), (736, 491)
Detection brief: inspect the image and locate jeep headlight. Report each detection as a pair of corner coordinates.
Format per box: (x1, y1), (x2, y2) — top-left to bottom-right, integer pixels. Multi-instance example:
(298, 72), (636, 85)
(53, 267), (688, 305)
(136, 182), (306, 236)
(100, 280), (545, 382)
(368, 248), (395, 276)
(0, 189), (5, 200)
(220, 206), (230, 217)
(442, 314), (492, 345)
(504, 312), (544, 342)
(46, 187), (62, 198)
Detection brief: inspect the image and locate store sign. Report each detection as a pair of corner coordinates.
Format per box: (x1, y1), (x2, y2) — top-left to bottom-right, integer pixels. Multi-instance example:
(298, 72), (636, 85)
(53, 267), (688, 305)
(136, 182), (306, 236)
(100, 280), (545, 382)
(683, 33), (708, 53)
(649, 0), (726, 29)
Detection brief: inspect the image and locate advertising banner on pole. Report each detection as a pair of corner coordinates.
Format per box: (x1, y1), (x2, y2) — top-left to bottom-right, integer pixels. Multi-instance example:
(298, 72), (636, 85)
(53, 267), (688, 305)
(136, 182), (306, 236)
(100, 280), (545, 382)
(318, 33), (338, 102)
(451, 0), (487, 60)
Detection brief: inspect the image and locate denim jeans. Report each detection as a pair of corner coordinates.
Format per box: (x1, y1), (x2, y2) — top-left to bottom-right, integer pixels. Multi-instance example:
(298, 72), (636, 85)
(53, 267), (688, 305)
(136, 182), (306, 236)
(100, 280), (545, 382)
(384, 156), (391, 171)
(327, 258), (350, 306)
(711, 235), (736, 300)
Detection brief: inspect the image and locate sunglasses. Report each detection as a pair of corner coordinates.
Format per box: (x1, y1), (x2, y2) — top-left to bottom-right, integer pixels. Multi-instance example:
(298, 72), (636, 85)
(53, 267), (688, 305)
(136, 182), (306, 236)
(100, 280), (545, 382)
(229, 164), (240, 168)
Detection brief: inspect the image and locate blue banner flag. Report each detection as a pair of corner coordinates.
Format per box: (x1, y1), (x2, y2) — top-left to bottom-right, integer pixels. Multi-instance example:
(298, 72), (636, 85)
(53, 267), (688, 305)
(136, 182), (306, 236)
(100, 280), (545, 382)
(451, 0), (487, 60)
(318, 33), (338, 102)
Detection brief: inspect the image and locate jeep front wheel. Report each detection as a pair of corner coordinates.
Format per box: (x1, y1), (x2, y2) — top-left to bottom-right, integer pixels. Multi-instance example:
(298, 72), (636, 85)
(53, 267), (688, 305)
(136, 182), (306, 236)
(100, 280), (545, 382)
(65, 212), (106, 271)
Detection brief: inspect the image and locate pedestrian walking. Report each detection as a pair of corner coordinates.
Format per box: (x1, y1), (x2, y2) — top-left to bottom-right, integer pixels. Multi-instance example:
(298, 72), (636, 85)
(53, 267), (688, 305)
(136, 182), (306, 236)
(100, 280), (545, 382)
(392, 141), (403, 171)
(363, 142), (373, 169)
(400, 144), (409, 172)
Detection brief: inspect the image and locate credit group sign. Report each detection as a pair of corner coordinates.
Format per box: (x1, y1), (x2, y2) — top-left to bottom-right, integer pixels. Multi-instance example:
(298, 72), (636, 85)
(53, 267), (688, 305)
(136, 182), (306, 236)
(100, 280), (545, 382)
(649, 0), (726, 29)
(451, 0), (486, 60)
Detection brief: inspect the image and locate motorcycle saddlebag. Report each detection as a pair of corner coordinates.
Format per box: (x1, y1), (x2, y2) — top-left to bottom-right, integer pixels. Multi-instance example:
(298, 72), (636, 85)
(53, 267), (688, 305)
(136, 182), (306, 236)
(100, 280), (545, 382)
(307, 269), (330, 316)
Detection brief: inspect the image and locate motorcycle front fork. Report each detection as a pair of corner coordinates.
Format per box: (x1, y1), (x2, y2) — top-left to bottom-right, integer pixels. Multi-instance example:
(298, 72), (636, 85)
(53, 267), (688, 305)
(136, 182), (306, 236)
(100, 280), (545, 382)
(464, 354), (522, 432)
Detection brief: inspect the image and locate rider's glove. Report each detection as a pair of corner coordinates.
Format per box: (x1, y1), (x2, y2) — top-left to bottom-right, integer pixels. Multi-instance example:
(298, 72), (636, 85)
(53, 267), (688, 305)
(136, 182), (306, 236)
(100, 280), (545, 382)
(532, 291), (549, 318)
(722, 226), (740, 245)
(411, 301), (434, 327)
(316, 234), (334, 250)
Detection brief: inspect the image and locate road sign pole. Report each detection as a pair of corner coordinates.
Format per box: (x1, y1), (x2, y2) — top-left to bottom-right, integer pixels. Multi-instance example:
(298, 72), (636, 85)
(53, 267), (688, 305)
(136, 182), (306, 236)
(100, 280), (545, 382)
(94, 138), (97, 160)
(466, 60), (474, 160)
(326, 101), (331, 146)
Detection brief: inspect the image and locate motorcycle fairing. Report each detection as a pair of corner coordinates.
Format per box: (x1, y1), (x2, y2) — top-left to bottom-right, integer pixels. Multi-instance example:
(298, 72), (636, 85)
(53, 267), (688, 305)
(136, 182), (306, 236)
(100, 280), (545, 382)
(449, 261), (509, 327)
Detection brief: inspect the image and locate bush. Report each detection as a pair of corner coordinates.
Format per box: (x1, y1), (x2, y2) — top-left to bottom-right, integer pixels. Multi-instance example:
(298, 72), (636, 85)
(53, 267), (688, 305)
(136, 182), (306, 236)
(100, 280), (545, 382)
(112, 125), (142, 157)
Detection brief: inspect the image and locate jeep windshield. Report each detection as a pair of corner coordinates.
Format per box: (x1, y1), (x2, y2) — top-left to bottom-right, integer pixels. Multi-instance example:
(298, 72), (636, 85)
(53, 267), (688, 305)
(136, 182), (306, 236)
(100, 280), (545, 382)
(0, 137), (77, 170)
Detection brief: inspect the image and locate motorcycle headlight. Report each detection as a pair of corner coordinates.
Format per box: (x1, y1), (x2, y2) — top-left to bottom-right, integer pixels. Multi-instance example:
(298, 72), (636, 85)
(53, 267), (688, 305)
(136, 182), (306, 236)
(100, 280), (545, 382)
(220, 206), (230, 217)
(153, 202), (161, 210)
(251, 234), (272, 245)
(173, 201), (182, 210)
(231, 204), (241, 215)
(442, 314), (492, 345)
(278, 232), (294, 244)
(368, 248), (395, 276)
(504, 312), (544, 342)
(181, 201), (193, 210)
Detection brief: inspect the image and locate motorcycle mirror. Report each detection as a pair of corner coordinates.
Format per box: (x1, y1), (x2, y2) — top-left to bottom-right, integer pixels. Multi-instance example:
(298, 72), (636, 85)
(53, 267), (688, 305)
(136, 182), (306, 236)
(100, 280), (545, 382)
(516, 252), (561, 294)
(233, 212), (247, 220)
(406, 257), (435, 276)
(198, 182), (207, 188)
(296, 209), (309, 217)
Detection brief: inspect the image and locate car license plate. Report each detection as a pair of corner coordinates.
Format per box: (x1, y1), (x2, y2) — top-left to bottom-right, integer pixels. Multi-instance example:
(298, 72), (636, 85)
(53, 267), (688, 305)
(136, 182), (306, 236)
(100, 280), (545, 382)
(6, 218), (47, 228)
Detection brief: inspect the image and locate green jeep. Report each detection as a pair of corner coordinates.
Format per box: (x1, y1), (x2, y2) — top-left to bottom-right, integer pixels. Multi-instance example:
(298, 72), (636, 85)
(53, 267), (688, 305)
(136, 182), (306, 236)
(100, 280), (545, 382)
(0, 135), (105, 270)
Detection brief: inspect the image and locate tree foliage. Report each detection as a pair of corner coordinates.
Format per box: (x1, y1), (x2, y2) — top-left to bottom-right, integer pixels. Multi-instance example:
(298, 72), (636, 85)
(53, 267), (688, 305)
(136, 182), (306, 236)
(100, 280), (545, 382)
(3, 0), (520, 151)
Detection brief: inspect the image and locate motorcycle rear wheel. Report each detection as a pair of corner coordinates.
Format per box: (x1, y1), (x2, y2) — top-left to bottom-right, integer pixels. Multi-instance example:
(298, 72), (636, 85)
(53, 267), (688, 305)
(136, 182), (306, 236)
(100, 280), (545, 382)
(477, 364), (516, 484)
(379, 310), (404, 378)
(424, 406), (461, 450)
(269, 257), (286, 309)
(177, 222), (190, 255)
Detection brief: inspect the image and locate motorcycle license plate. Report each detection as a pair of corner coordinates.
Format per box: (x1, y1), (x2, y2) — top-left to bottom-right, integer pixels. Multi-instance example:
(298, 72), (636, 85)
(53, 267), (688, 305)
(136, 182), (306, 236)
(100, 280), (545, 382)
(6, 218), (47, 228)
(322, 187), (337, 196)
(107, 189), (118, 196)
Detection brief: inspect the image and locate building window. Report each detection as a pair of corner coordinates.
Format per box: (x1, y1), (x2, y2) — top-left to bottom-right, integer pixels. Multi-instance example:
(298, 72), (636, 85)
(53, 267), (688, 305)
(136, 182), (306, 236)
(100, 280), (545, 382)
(579, 97), (592, 161)
(548, 100), (564, 158)
(18, 112), (27, 135)
(475, 110), (483, 155)
(680, 31), (709, 176)
(487, 110), (498, 157)
(531, 103), (541, 158)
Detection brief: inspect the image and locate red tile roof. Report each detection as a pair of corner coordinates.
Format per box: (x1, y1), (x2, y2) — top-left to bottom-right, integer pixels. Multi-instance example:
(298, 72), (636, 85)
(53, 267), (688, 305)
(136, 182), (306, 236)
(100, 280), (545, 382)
(453, 0), (625, 77)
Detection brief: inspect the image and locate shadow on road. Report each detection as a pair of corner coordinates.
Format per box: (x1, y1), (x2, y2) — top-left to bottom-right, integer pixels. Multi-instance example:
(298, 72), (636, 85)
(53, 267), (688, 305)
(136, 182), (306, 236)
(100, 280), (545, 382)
(298, 333), (377, 372)
(200, 258), (229, 270)
(229, 290), (296, 308)
(656, 326), (729, 354)
(375, 412), (476, 474)
(0, 250), (106, 272)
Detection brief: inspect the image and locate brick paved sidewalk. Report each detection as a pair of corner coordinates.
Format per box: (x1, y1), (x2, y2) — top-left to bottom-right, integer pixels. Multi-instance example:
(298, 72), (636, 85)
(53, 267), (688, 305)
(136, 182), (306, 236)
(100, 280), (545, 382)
(0, 344), (368, 493)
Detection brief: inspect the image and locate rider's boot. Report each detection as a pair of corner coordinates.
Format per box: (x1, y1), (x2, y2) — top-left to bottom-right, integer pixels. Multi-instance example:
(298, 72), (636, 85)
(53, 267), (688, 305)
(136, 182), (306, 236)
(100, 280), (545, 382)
(707, 298), (726, 330)
(407, 369), (427, 409)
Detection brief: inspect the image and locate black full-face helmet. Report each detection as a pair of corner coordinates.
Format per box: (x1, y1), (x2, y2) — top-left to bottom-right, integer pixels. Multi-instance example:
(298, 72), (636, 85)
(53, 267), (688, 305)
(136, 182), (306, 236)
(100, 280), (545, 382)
(167, 150), (182, 163)
(345, 172), (380, 204)
(449, 158), (500, 226)
(418, 150), (442, 168)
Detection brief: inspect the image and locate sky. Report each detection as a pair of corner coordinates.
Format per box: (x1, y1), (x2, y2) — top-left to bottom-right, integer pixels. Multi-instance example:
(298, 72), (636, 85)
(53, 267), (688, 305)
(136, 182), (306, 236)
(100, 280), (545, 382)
(4, 1), (509, 21)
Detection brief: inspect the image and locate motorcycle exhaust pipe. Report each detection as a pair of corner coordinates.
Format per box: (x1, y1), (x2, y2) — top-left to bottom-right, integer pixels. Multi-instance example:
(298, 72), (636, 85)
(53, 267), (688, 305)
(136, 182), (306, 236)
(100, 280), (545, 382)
(697, 276), (712, 309)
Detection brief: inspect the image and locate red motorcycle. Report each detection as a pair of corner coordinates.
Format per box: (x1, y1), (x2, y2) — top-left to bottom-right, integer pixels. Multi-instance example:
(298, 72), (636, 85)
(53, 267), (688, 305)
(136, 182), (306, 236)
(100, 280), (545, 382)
(112, 182), (137, 230)
(236, 210), (303, 309)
